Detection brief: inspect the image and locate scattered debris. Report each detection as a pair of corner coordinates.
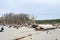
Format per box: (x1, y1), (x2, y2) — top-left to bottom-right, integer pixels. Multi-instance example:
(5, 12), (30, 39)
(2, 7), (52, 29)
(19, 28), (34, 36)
(0, 27), (4, 32)
(30, 38), (32, 39)
(56, 38), (58, 40)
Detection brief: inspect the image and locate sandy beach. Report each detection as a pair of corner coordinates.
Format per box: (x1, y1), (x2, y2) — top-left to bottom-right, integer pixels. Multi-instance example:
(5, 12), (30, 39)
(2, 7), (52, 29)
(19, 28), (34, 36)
(0, 24), (60, 40)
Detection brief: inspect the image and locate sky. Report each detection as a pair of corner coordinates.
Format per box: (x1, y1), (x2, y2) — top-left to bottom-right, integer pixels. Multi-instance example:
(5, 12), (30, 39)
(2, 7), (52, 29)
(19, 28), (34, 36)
(0, 0), (60, 20)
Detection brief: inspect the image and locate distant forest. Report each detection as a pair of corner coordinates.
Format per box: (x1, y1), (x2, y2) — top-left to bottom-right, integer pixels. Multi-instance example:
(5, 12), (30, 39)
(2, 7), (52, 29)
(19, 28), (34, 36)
(35, 19), (60, 24)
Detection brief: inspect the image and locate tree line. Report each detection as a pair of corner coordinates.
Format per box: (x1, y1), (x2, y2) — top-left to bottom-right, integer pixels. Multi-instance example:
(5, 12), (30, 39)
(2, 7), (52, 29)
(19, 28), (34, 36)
(35, 19), (60, 24)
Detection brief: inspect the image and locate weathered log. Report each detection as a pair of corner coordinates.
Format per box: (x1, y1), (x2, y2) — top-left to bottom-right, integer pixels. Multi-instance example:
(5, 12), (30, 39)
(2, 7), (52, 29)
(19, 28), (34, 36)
(31, 25), (38, 28)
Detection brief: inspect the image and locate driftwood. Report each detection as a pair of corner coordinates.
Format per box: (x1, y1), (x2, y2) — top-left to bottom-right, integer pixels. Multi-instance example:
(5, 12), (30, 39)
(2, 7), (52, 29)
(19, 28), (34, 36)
(35, 27), (56, 31)
(14, 34), (32, 40)
(31, 25), (38, 28)
(31, 24), (57, 31)
(13, 32), (40, 40)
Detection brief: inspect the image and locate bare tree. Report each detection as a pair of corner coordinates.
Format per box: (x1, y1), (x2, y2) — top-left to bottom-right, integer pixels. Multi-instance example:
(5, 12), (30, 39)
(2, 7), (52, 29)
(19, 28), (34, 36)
(0, 13), (36, 26)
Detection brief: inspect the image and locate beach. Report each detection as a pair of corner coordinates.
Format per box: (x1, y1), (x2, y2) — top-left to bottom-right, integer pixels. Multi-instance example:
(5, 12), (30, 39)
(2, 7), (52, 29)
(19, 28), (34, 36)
(0, 24), (60, 40)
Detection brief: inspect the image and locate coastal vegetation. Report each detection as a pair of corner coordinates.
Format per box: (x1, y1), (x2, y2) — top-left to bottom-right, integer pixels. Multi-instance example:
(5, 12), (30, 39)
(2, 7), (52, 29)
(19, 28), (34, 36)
(35, 19), (60, 24)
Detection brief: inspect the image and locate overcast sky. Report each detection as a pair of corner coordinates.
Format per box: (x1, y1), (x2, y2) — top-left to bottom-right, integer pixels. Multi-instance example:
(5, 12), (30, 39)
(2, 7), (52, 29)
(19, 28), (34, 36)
(0, 0), (60, 20)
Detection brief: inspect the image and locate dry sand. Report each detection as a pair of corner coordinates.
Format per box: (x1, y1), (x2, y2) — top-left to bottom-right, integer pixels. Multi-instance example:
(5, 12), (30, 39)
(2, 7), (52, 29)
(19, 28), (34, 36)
(0, 24), (60, 40)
